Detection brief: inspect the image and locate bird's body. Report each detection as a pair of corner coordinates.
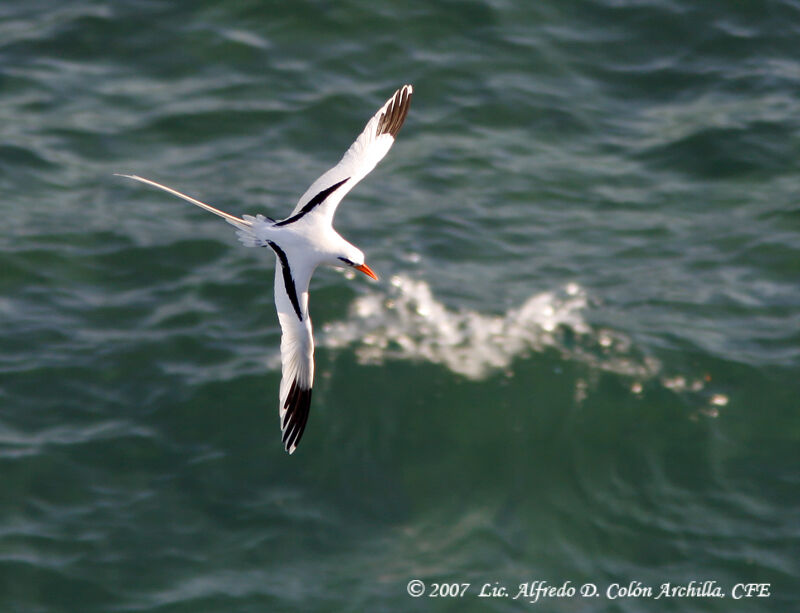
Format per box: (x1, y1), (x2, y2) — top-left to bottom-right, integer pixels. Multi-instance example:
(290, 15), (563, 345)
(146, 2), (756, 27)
(118, 84), (413, 453)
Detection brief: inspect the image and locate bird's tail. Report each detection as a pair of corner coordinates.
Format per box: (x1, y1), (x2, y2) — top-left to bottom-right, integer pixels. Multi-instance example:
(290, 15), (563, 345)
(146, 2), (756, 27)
(114, 174), (254, 231)
(232, 215), (275, 248)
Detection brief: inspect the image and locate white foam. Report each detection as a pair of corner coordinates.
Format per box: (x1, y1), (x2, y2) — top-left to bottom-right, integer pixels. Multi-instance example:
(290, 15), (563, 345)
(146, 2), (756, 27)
(320, 274), (660, 381)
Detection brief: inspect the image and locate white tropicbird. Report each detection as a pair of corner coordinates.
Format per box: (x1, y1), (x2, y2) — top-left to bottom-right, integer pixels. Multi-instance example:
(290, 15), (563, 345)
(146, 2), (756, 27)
(117, 84), (413, 454)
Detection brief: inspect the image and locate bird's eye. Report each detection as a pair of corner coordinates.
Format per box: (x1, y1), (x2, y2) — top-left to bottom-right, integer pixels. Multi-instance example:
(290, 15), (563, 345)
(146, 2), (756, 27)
(338, 257), (355, 266)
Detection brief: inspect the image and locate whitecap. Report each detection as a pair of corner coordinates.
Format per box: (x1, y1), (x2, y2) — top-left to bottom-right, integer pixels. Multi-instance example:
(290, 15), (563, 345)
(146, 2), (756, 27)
(320, 274), (660, 382)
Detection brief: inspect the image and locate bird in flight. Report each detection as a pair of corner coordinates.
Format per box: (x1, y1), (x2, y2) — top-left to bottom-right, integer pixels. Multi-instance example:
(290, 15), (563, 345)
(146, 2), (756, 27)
(117, 84), (413, 454)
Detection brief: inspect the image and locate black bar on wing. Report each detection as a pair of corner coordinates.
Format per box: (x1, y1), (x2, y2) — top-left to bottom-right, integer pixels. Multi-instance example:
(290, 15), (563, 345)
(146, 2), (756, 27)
(267, 241), (303, 321)
(275, 177), (350, 226)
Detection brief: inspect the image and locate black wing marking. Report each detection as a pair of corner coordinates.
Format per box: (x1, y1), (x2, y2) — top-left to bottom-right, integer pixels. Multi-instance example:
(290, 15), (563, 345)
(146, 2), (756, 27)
(282, 378), (312, 452)
(275, 178), (350, 226)
(267, 241), (303, 321)
(376, 86), (412, 137)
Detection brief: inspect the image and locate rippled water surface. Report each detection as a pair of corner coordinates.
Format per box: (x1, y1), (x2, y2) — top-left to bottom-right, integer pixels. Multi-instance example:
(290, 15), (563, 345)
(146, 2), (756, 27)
(1, 1), (799, 611)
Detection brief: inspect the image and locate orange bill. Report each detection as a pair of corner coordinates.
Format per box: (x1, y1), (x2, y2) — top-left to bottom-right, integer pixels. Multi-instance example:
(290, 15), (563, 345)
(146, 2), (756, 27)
(355, 263), (378, 281)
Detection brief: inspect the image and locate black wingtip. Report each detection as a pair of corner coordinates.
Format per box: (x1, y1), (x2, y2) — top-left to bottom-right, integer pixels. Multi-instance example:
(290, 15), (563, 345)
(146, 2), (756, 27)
(377, 85), (413, 138)
(282, 378), (313, 454)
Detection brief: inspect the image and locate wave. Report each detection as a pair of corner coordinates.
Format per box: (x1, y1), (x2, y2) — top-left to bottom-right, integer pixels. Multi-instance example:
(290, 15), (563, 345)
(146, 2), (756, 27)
(318, 274), (728, 415)
(320, 274), (657, 381)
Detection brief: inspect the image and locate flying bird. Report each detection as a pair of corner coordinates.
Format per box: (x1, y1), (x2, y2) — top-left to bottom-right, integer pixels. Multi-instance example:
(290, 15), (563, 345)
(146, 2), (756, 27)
(117, 84), (413, 454)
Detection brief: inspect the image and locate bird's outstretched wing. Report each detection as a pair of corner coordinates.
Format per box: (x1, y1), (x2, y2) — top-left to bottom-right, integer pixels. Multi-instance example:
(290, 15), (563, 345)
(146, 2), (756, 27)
(279, 84), (413, 227)
(269, 246), (315, 454)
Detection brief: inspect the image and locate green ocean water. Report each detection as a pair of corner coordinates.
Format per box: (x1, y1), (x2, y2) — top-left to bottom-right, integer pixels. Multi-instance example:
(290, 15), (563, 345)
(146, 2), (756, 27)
(1, 1), (799, 611)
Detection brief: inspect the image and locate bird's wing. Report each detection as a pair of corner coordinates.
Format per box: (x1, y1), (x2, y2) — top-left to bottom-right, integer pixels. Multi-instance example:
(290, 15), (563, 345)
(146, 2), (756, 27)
(279, 84), (413, 227)
(114, 174), (252, 231)
(270, 246), (315, 454)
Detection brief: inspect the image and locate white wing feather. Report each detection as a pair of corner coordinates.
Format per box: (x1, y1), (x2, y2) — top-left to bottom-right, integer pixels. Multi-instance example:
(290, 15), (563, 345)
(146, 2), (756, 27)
(287, 84), (413, 225)
(273, 257), (315, 454)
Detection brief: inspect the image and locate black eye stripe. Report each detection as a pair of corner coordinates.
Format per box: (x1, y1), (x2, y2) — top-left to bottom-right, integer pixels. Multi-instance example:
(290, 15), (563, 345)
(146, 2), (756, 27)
(338, 257), (354, 266)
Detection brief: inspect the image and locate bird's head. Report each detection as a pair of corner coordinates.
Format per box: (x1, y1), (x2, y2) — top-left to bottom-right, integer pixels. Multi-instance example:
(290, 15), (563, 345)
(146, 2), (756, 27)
(337, 247), (378, 281)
